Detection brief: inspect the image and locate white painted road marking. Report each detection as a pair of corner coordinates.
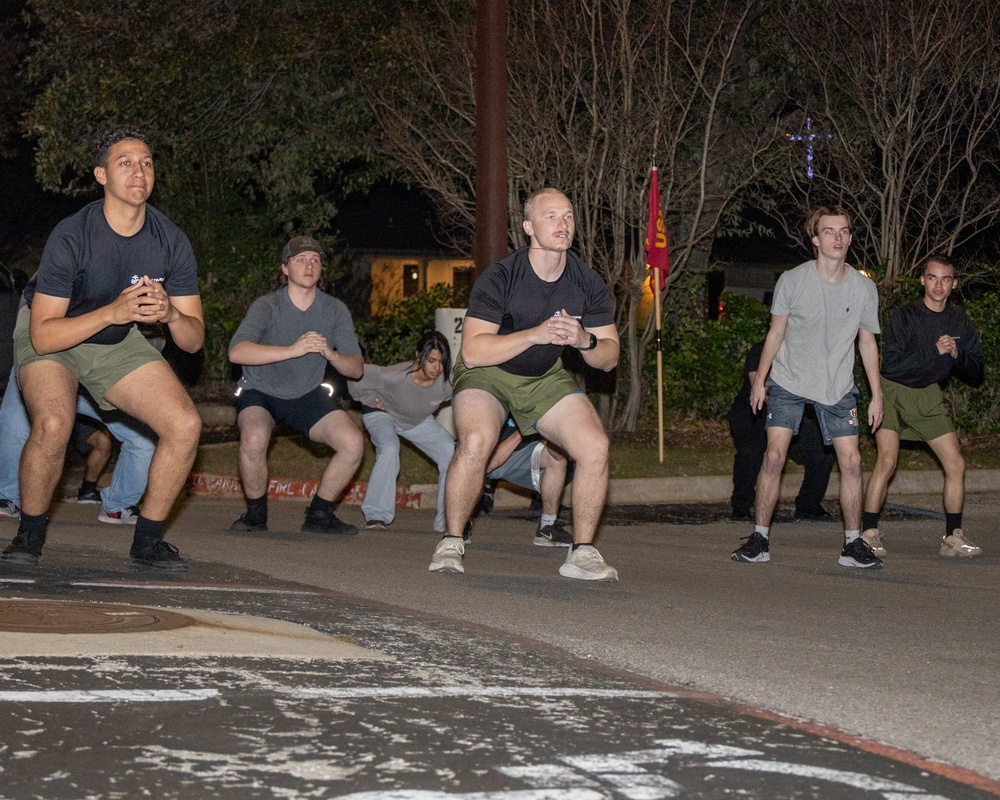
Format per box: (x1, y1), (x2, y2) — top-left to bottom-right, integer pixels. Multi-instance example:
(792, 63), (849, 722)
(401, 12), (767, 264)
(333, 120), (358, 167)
(0, 689), (219, 703)
(69, 581), (317, 595)
(294, 687), (671, 700)
(335, 739), (954, 799)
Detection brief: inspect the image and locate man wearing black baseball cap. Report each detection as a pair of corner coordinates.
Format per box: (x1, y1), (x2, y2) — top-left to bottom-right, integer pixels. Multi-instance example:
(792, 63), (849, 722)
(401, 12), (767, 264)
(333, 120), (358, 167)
(227, 235), (364, 535)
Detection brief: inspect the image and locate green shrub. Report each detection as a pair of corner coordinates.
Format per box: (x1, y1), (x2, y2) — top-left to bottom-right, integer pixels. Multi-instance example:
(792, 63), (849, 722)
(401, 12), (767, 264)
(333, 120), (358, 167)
(657, 280), (770, 418)
(354, 284), (459, 366)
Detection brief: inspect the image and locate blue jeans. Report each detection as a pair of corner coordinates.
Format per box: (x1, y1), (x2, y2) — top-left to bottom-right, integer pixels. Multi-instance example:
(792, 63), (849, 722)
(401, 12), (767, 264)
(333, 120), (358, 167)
(361, 411), (454, 531)
(0, 367), (155, 511)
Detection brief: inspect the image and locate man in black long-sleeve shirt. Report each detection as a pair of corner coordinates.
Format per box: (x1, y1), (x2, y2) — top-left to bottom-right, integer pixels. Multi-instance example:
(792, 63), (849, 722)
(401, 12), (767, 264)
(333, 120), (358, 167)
(862, 255), (985, 558)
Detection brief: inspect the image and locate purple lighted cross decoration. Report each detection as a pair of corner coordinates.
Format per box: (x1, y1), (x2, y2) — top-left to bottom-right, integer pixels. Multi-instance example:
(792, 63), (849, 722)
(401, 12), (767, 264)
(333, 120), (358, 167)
(785, 117), (832, 179)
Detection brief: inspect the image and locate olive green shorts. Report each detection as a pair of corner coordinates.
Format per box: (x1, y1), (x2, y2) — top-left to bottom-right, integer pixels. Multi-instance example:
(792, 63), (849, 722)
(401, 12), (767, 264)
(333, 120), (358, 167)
(452, 355), (583, 434)
(880, 377), (955, 442)
(14, 306), (166, 411)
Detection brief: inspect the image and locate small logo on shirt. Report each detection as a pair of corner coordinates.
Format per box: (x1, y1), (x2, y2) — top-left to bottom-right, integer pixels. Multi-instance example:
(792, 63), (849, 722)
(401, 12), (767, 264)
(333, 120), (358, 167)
(130, 275), (165, 285)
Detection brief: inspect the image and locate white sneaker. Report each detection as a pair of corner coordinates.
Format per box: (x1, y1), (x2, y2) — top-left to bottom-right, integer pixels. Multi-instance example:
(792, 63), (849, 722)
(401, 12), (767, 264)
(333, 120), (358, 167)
(558, 544), (619, 582)
(940, 530), (982, 558)
(429, 536), (465, 573)
(98, 505), (140, 525)
(0, 499), (21, 519)
(861, 528), (886, 558)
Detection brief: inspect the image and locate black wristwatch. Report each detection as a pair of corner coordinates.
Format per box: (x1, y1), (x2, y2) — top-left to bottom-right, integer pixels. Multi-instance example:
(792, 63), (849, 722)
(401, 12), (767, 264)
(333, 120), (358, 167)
(578, 332), (598, 351)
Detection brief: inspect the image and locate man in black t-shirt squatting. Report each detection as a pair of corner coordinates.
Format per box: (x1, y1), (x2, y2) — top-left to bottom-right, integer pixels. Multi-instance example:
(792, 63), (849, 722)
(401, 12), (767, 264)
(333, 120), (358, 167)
(429, 188), (621, 581)
(1, 127), (204, 571)
(861, 255), (985, 559)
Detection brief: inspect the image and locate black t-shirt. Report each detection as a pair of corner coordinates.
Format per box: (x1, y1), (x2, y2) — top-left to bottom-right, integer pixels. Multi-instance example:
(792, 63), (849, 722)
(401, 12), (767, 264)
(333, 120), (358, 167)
(880, 298), (984, 388)
(24, 200), (200, 346)
(465, 247), (614, 377)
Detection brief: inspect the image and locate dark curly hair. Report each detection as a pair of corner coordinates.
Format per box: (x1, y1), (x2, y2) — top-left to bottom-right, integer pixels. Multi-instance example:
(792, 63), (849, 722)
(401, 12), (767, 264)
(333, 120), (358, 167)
(93, 127), (149, 168)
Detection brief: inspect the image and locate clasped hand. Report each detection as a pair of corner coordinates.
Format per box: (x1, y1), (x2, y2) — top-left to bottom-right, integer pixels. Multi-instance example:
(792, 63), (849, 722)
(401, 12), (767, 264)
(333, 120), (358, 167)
(541, 308), (587, 348)
(292, 331), (332, 359)
(111, 276), (175, 325)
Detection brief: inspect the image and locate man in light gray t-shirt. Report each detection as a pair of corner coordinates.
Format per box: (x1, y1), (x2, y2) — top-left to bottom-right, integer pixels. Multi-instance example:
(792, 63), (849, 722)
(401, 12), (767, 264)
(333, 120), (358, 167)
(227, 235), (365, 537)
(730, 206), (884, 570)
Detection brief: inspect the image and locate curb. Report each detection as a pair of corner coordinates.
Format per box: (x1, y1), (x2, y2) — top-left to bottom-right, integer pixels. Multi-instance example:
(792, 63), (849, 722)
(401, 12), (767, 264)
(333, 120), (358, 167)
(186, 468), (1000, 509)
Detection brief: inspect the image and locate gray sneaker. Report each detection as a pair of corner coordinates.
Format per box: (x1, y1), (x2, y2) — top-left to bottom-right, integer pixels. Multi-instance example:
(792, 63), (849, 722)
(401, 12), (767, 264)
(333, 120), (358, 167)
(558, 544), (619, 582)
(429, 536), (465, 573)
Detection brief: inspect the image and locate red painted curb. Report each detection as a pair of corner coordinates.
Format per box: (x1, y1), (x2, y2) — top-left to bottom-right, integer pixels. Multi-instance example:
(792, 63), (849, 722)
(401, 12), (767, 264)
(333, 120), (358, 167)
(185, 472), (425, 509)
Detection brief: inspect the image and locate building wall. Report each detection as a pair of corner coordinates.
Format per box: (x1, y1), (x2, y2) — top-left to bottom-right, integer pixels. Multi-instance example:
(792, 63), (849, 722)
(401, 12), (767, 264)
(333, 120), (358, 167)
(368, 256), (474, 315)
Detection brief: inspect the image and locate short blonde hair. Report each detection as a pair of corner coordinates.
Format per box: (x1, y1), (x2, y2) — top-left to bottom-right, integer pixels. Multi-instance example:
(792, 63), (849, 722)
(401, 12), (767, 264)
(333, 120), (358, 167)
(523, 187), (570, 220)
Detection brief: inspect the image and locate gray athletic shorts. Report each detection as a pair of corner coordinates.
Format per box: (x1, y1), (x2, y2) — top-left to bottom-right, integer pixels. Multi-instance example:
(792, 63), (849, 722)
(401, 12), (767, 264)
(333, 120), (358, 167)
(486, 441), (545, 492)
(765, 380), (859, 444)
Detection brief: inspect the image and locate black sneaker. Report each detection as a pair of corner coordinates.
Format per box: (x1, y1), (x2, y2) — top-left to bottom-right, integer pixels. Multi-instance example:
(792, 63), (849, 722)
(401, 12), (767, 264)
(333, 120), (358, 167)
(731, 531), (770, 563)
(129, 539), (189, 571)
(229, 512), (268, 533)
(1, 530), (46, 566)
(74, 486), (102, 504)
(534, 519), (573, 547)
(473, 491), (494, 517)
(301, 508), (358, 536)
(838, 538), (883, 569)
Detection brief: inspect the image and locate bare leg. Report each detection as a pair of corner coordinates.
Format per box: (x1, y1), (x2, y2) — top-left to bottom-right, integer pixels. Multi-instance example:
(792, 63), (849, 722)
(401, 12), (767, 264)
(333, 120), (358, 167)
(236, 406), (276, 499)
(927, 432), (965, 514)
(863, 428), (899, 514)
(753, 427), (793, 527)
(83, 427), (113, 484)
(103, 361), (202, 521)
(307, 410), (365, 501)
(445, 389), (505, 537)
(537, 444), (568, 516)
(18, 361), (79, 516)
(537, 394), (608, 544)
(831, 435), (864, 530)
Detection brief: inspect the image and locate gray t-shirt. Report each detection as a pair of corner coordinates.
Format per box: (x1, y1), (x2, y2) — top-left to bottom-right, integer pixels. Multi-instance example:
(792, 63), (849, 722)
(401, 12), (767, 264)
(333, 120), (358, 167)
(348, 361), (452, 430)
(229, 288), (361, 400)
(769, 260), (880, 405)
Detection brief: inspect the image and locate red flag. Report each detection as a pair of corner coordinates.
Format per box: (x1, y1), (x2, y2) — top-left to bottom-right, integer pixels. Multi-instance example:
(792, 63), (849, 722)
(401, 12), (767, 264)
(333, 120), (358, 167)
(645, 166), (669, 291)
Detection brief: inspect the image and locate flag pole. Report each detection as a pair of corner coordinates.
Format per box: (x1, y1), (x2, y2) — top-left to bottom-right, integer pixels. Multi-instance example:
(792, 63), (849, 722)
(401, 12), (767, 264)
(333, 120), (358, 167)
(645, 156), (668, 463)
(655, 263), (664, 463)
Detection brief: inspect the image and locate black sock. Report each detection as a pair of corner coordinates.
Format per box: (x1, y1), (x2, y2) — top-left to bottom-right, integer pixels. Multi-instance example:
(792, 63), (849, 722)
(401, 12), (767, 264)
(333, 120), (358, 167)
(571, 542), (590, 551)
(862, 511), (880, 531)
(945, 513), (962, 537)
(247, 495), (268, 522)
(19, 512), (47, 540)
(133, 516), (164, 548)
(309, 495), (332, 516)
(80, 480), (99, 495)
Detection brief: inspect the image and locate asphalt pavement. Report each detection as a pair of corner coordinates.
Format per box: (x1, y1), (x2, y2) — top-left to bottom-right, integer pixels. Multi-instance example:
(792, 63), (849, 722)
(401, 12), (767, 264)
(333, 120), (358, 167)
(1, 482), (998, 798)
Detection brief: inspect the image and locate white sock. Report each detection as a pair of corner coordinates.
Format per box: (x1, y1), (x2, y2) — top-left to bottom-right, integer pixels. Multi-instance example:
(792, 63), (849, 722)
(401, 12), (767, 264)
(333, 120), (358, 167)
(540, 514), (557, 528)
(845, 529), (860, 543)
(754, 525), (769, 539)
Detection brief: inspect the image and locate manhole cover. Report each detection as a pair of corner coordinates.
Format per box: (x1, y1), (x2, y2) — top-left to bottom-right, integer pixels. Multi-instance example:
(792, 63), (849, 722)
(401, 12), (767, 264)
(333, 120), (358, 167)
(0, 599), (196, 634)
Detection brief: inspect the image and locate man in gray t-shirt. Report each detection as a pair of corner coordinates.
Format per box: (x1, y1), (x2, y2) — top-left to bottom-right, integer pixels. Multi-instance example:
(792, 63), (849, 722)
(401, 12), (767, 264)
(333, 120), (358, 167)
(227, 236), (364, 536)
(731, 205), (884, 569)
